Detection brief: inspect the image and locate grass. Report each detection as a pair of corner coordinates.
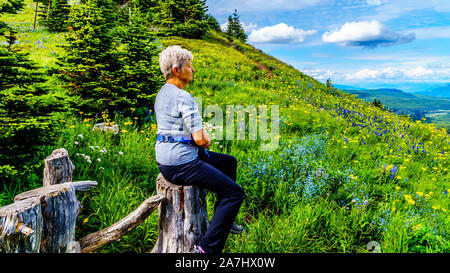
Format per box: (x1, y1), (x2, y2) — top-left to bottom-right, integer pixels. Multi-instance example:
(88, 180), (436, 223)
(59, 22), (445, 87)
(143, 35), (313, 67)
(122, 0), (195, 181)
(1, 1), (449, 253)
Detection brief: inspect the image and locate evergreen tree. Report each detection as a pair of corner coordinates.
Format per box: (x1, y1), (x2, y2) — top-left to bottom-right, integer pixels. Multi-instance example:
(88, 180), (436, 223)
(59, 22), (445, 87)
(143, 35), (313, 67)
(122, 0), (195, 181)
(92, 0), (118, 28)
(0, 0), (24, 14)
(326, 77), (334, 93)
(204, 13), (220, 31)
(226, 9), (246, 41)
(40, 0), (70, 32)
(372, 98), (384, 110)
(152, 0), (208, 38)
(58, 0), (120, 117)
(0, 0), (64, 182)
(115, 6), (164, 118)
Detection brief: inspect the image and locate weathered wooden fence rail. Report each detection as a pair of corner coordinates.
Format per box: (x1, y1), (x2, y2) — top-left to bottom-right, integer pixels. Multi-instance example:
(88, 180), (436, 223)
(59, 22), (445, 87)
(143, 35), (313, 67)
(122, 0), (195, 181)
(0, 148), (208, 253)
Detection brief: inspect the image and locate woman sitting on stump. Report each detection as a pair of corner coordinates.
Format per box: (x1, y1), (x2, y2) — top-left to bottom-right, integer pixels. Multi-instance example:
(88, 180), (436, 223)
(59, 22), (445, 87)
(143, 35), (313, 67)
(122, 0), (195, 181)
(154, 45), (246, 254)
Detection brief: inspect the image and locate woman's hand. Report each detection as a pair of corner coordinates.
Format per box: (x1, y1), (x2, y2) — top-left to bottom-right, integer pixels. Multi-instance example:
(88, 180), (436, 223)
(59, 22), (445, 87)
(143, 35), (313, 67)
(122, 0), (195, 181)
(192, 128), (211, 149)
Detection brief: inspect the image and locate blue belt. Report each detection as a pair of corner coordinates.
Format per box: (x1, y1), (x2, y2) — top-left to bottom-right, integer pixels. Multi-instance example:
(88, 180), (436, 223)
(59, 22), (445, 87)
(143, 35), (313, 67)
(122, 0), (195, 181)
(156, 134), (194, 144)
(156, 134), (209, 157)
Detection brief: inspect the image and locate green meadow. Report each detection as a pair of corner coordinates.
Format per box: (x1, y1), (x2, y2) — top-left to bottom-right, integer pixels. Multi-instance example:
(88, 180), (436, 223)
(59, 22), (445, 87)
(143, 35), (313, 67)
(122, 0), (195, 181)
(1, 1), (449, 253)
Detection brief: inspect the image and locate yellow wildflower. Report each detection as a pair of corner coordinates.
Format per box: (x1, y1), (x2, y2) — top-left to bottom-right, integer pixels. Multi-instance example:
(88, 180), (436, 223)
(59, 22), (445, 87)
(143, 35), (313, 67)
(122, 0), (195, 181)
(412, 223), (422, 231)
(416, 192), (423, 196)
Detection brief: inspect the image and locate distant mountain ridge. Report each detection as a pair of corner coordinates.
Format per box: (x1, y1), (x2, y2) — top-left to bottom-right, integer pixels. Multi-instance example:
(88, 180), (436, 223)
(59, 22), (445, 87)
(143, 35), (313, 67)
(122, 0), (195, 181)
(335, 83), (450, 98)
(415, 84), (450, 98)
(336, 87), (416, 99)
(335, 85), (450, 131)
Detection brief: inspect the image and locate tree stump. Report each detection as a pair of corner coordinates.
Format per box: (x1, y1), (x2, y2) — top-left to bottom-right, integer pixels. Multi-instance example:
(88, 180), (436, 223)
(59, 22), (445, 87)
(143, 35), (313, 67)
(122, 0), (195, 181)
(43, 148), (75, 186)
(0, 198), (42, 253)
(151, 173), (209, 253)
(0, 181), (97, 253)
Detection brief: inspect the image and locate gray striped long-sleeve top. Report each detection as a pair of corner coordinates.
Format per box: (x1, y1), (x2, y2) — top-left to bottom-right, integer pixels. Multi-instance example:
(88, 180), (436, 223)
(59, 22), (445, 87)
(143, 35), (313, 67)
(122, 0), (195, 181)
(154, 83), (203, 165)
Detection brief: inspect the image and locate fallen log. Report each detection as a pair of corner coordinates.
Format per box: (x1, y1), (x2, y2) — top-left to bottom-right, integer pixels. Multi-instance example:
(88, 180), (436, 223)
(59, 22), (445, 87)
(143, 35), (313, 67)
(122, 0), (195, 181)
(78, 194), (164, 253)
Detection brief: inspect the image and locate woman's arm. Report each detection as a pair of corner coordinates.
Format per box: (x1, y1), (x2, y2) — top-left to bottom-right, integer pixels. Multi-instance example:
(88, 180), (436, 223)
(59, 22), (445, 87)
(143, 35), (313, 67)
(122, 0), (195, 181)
(192, 128), (211, 149)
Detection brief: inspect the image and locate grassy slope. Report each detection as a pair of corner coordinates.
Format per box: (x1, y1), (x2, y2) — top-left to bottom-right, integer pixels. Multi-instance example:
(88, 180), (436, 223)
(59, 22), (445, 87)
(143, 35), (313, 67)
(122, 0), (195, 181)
(1, 2), (449, 253)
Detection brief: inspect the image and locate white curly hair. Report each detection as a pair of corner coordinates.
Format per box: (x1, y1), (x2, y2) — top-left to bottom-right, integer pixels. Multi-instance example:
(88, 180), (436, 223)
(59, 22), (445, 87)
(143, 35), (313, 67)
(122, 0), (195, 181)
(159, 45), (194, 80)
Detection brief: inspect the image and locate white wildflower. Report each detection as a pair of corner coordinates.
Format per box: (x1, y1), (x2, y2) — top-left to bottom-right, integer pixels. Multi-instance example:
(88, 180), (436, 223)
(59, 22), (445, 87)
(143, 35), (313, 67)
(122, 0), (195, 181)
(77, 134), (83, 139)
(118, 151), (123, 156)
(97, 158), (101, 162)
(74, 141), (79, 145)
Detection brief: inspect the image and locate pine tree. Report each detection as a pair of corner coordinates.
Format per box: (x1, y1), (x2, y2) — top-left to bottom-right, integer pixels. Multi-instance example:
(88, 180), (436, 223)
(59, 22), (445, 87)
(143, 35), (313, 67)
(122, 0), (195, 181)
(326, 77), (334, 93)
(115, 6), (164, 119)
(204, 13), (220, 31)
(152, 0), (208, 38)
(0, 1), (64, 182)
(39, 0), (70, 32)
(226, 9), (246, 41)
(58, 0), (120, 117)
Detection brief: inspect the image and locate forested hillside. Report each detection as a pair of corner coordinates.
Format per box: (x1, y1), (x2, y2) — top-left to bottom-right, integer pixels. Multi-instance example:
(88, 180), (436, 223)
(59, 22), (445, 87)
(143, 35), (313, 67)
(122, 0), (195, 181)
(1, 0), (449, 253)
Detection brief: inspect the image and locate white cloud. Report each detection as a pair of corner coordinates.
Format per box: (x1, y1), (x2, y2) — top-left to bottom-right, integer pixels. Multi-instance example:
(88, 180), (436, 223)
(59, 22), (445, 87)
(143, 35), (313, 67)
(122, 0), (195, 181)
(349, 68), (382, 80)
(322, 20), (415, 48)
(248, 23), (317, 43)
(345, 66), (441, 81)
(404, 67), (434, 78)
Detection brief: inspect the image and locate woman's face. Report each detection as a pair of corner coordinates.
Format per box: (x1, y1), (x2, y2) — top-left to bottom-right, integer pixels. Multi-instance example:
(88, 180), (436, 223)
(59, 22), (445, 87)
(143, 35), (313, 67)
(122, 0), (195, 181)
(179, 60), (195, 83)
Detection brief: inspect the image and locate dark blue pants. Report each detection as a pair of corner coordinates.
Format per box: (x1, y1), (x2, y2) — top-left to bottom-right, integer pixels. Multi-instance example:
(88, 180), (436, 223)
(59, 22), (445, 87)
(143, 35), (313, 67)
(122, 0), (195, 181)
(157, 148), (245, 253)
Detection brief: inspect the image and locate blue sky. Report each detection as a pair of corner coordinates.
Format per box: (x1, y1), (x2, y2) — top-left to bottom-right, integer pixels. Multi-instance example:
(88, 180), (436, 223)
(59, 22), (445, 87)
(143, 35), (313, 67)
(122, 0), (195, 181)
(205, 0), (450, 92)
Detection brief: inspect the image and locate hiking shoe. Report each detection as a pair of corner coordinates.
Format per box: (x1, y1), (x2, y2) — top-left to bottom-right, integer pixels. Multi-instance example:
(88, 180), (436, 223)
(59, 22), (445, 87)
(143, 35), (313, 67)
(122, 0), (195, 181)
(230, 222), (243, 234)
(190, 245), (206, 253)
